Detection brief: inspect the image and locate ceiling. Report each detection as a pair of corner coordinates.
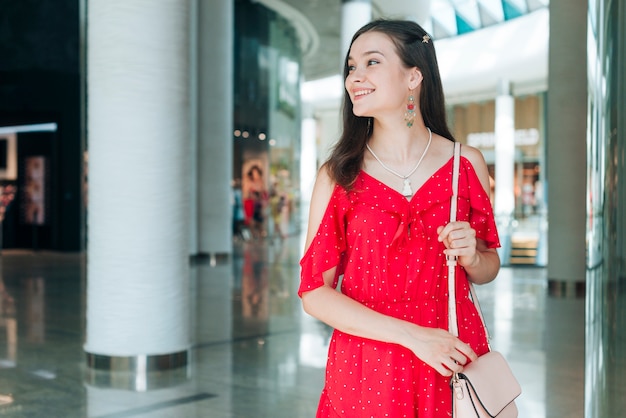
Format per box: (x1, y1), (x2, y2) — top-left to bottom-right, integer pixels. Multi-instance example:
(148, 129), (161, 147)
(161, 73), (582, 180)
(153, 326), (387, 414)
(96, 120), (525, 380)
(254, 0), (549, 82)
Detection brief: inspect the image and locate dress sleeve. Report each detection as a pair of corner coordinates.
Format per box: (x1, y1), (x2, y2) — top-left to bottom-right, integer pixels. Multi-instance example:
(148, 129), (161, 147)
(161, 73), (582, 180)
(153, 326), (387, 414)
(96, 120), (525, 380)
(298, 184), (349, 297)
(461, 159), (500, 249)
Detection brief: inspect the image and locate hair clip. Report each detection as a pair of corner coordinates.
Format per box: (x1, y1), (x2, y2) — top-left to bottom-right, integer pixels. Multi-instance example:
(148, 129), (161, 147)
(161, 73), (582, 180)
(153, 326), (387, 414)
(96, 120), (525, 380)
(422, 34), (430, 44)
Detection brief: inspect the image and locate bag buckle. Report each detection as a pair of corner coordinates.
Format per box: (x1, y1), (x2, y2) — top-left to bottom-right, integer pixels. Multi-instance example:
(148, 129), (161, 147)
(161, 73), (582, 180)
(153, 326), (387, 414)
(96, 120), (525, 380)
(452, 374), (464, 400)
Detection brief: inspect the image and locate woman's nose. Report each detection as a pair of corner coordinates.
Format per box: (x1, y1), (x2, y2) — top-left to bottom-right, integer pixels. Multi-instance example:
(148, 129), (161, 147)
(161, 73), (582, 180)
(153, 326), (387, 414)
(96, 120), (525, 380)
(347, 66), (364, 83)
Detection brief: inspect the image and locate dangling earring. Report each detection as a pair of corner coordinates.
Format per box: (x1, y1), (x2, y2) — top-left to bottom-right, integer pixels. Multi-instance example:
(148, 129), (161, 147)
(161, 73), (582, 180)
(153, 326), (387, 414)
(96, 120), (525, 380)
(404, 94), (416, 128)
(367, 117), (372, 134)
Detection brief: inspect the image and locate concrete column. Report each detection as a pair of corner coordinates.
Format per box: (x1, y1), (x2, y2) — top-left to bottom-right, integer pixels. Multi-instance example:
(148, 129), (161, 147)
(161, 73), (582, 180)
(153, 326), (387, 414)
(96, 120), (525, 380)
(341, 0), (372, 63)
(195, 0), (233, 255)
(85, 0), (190, 370)
(494, 80), (515, 265)
(546, 0), (587, 296)
(544, 6), (588, 414)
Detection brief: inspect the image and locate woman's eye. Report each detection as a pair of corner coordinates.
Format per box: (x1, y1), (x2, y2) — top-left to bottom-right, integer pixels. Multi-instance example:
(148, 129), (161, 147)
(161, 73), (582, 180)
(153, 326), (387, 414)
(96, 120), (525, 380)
(368, 59), (379, 66)
(347, 64), (356, 71)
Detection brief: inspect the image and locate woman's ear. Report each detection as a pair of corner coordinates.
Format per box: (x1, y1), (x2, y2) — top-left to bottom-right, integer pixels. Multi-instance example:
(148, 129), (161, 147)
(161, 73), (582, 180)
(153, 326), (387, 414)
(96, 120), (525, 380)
(408, 68), (423, 90)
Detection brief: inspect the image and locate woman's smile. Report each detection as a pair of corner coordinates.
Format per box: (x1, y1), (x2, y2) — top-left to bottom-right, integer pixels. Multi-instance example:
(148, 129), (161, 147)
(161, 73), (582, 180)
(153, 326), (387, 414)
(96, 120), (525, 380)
(353, 88), (374, 100)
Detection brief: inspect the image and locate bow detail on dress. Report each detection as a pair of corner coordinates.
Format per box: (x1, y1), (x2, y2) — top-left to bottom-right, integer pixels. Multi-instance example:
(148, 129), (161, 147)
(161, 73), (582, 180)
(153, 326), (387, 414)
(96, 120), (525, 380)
(389, 209), (426, 249)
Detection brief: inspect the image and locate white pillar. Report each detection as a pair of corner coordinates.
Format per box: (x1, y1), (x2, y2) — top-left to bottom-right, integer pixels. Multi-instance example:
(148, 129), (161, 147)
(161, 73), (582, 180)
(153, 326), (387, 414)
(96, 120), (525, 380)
(545, 5), (587, 414)
(546, 0), (587, 296)
(300, 115), (317, 205)
(341, 0), (372, 63)
(494, 80), (515, 264)
(188, 0), (199, 255)
(85, 0), (190, 367)
(494, 81), (515, 217)
(195, 0), (234, 255)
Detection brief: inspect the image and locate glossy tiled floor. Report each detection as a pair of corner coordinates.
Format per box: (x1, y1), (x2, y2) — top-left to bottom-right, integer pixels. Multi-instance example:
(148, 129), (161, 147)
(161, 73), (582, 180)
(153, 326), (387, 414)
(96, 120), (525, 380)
(0, 230), (585, 417)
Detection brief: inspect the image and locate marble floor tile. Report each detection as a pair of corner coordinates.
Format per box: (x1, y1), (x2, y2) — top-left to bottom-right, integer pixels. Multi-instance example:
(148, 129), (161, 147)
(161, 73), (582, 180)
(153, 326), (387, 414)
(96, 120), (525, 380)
(0, 235), (588, 417)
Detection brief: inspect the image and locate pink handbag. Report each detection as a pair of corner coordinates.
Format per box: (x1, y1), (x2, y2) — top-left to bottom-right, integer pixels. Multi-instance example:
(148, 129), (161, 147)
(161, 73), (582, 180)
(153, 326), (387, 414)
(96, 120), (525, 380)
(447, 142), (521, 418)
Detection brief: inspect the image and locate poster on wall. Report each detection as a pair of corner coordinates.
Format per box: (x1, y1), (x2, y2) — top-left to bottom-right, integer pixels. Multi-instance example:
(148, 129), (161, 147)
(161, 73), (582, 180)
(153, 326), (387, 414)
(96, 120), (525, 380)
(0, 133), (18, 180)
(22, 156), (46, 225)
(241, 156), (269, 239)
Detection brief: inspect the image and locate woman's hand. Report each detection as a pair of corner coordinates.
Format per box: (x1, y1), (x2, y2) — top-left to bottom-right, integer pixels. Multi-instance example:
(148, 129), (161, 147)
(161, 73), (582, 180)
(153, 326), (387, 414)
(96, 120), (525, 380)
(437, 221), (479, 269)
(436, 221), (500, 284)
(401, 324), (477, 377)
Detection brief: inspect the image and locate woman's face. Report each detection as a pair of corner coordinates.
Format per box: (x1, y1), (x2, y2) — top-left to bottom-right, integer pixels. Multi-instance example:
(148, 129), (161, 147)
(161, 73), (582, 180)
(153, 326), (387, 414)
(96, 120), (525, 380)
(345, 31), (420, 119)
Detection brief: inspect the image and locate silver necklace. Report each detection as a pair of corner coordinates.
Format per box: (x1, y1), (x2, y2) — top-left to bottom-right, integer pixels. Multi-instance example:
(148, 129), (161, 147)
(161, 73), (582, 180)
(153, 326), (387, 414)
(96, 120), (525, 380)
(366, 127), (432, 197)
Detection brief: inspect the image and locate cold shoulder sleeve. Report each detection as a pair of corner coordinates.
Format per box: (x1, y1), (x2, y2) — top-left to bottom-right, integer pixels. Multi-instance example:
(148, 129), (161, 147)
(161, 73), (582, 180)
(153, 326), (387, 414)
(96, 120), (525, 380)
(298, 184), (350, 297)
(458, 158), (500, 249)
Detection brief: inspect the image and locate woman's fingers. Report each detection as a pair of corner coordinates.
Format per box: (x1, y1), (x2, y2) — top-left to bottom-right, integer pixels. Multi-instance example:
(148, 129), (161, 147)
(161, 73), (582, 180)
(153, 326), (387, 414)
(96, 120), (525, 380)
(454, 339), (478, 363)
(409, 328), (478, 377)
(438, 222), (479, 266)
(439, 343), (477, 376)
(433, 349), (469, 376)
(438, 221), (474, 245)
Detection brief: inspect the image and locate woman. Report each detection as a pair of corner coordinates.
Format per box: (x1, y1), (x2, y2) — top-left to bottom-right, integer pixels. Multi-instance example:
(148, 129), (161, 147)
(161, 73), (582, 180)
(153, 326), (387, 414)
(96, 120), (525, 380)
(299, 19), (501, 417)
(244, 164), (268, 239)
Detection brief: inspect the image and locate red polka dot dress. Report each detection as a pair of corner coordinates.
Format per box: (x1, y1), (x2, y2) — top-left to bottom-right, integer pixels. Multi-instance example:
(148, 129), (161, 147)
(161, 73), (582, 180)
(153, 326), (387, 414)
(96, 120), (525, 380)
(299, 156), (500, 417)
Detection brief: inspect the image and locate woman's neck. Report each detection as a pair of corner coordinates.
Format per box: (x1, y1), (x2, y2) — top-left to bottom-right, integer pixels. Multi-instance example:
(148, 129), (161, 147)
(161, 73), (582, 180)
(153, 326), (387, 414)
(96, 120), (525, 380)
(369, 118), (430, 161)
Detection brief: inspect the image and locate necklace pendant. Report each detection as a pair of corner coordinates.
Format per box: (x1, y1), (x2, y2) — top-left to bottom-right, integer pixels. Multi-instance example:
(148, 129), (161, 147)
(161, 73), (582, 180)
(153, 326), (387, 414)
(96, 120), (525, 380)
(402, 178), (412, 197)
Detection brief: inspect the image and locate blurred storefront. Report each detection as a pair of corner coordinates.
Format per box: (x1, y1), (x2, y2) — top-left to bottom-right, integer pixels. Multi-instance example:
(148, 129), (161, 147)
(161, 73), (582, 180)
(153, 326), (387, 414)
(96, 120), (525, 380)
(450, 94), (546, 266)
(452, 94), (545, 220)
(234, 0), (302, 241)
(450, 94), (546, 265)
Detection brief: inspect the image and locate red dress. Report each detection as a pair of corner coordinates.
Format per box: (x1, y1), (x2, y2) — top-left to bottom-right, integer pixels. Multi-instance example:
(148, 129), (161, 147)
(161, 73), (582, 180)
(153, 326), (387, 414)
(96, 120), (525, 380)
(299, 156), (500, 417)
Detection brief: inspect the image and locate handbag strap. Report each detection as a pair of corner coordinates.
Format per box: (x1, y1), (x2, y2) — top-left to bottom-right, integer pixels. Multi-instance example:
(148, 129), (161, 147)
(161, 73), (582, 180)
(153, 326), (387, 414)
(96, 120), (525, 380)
(446, 143), (491, 346)
(447, 142), (461, 337)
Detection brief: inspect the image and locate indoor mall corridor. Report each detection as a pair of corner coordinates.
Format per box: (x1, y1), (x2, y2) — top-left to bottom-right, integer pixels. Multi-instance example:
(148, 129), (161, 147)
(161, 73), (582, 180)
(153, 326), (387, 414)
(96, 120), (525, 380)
(0, 231), (584, 417)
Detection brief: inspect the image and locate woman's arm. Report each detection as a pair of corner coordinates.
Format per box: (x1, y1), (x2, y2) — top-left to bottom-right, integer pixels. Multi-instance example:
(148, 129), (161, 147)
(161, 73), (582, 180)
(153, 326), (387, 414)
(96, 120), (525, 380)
(301, 166), (477, 377)
(436, 145), (500, 285)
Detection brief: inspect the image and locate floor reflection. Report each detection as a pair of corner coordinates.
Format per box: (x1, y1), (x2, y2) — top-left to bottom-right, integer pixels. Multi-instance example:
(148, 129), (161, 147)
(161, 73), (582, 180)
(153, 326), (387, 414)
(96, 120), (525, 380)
(0, 271), (16, 368)
(0, 238), (590, 417)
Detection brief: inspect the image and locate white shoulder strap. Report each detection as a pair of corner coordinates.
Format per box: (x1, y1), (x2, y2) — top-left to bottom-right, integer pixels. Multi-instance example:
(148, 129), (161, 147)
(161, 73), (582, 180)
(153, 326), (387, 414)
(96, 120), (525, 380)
(447, 142), (492, 346)
(448, 142), (461, 336)
(450, 142), (461, 223)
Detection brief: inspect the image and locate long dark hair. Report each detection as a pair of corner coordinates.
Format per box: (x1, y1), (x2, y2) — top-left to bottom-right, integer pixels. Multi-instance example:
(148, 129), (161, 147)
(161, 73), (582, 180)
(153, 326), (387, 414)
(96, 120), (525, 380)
(325, 19), (455, 190)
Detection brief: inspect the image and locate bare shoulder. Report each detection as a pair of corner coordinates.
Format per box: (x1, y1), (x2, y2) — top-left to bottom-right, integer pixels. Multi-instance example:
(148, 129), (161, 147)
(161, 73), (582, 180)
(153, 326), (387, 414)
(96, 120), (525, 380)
(428, 133), (457, 163)
(459, 144), (491, 192)
(311, 164), (336, 204)
(429, 135), (483, 165)
(459, 144), (487, 167)
(304, 165), (337, 249)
